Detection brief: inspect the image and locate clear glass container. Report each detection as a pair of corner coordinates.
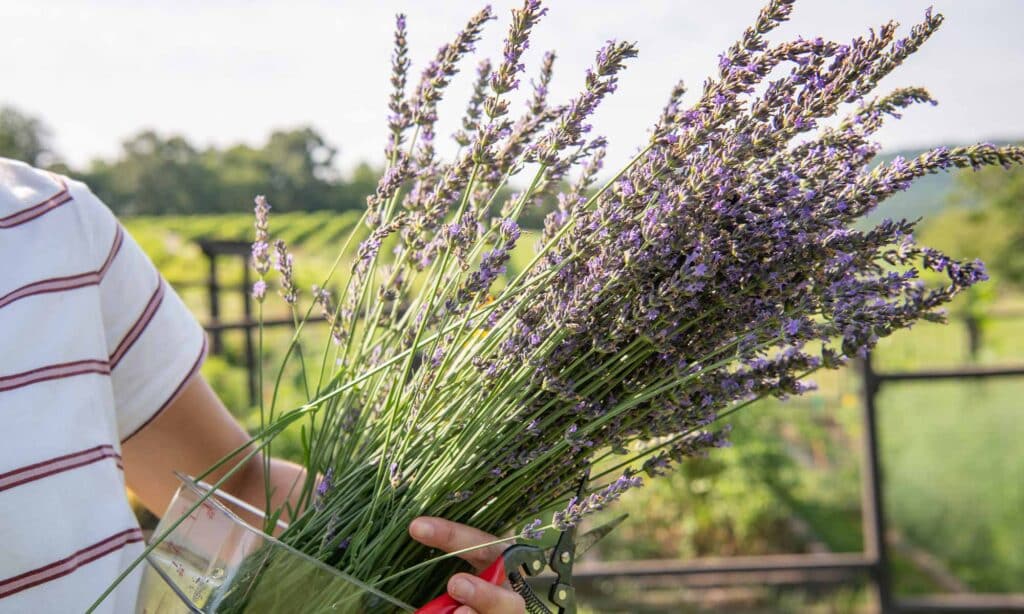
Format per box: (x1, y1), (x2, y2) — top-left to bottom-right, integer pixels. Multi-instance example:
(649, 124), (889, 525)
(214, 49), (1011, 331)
(136, 472), (414, 613)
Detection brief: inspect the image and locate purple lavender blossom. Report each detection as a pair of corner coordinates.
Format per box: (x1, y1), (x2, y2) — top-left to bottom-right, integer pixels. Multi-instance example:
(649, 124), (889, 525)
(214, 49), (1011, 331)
(273, 240), (297, 305)
(448, 490), (473, 502)
(314, 468), (333, 512)
(313, 284), (344, 344)
(533, 40), (638, 164)
(251, 280), (267, 302)
(386, 14), (412, 158)
(521, 518), (544, 540)
(489, 0), (548, 100)
(251, 242), (269, 273)
(498, 218), (521, 242)
(552, 472), (644, 530)
(429, 346), (446, 369)
(410, 7), (493, 127)
(251, 195), (272, 301)
(317, 469), (334, 497)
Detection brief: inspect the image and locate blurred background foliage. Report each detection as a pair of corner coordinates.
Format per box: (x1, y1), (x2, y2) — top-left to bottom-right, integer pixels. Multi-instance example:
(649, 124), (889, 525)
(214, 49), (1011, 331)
(2, 103), (1022, 611)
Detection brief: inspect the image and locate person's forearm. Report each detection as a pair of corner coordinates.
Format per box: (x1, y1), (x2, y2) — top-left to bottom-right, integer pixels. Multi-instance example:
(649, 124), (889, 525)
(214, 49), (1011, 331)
(122, 374), (311, 529)
(224, 455), (308, 530)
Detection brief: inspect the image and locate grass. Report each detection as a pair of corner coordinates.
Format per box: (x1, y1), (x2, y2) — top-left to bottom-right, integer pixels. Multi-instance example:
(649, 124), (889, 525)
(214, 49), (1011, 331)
(878, 378), (1024, 591)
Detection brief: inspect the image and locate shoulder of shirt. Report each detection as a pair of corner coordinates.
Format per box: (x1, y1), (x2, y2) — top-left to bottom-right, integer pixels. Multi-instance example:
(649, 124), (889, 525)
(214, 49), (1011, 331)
(0, 156), (105, 218)
(0, 157), (67, 213)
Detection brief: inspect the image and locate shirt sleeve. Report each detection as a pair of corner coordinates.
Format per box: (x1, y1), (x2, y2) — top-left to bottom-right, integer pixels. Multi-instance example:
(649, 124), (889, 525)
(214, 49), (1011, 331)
(65, 176), (208, 442)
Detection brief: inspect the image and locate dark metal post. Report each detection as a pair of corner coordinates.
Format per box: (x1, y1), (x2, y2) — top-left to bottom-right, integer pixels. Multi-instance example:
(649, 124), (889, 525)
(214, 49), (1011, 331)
(860, 353), (894, 613)
(206, 249), (222, 354)
(241, 260), (257, 407)
(965, 315), (980, 362)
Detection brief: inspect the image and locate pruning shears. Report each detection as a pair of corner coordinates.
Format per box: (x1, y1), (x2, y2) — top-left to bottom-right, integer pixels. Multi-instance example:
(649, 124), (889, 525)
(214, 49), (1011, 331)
(416, 471), (624, 614)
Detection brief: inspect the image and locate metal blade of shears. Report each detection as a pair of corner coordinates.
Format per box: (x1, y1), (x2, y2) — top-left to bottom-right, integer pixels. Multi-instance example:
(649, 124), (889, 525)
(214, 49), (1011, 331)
(545, 470), (592, 614)
(538, 513), (627, 564)
(570, 514), (628, 559)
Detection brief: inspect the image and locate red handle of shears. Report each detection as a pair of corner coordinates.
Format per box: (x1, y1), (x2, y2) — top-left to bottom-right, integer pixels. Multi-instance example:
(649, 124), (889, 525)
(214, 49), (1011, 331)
(413, 557), (507, 614)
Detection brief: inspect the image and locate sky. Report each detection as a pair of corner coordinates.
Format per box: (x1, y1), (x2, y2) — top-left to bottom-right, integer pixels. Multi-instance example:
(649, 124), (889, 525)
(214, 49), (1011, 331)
(2, 0), (1023, 176)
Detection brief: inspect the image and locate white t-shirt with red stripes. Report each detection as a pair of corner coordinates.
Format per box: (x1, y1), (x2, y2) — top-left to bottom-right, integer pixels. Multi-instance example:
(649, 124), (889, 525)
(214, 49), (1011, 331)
(0, 158), (207, 613)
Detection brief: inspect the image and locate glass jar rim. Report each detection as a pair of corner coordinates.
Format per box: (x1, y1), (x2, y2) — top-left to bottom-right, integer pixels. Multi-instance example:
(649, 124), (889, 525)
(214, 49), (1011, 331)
(172, 470), (289, 533)
(164, 471), (416, 611)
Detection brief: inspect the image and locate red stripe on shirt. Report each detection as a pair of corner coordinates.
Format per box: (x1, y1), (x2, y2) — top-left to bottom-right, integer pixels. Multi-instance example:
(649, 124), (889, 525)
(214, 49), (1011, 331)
(0, 445), (121, 493)
(0, 528), (143, 600)
(122, 334), (208, 442)
(0, 360), (111, 393)
(0, 178), (72, 229)
(0, 226), (124, 311)
(108, 277), (165, 368)
(98, 225), (127, 272)
(0, 263), (200, 404)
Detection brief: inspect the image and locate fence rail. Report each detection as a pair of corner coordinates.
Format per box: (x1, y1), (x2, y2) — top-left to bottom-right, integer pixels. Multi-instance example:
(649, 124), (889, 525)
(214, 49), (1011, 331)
(176, 239), (1024, 613)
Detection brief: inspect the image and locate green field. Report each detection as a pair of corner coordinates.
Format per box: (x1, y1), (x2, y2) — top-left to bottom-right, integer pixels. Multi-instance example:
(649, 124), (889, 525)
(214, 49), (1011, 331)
(124, 211), (1024, 611)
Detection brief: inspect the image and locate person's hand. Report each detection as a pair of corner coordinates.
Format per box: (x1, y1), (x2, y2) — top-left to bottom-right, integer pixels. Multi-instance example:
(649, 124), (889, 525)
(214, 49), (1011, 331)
(409, 516), (526, 614)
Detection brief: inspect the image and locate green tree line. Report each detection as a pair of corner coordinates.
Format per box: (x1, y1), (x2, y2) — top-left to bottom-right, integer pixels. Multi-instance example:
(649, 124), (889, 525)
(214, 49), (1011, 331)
(0, 105), (379, 215)
(0, 105), (556, 227)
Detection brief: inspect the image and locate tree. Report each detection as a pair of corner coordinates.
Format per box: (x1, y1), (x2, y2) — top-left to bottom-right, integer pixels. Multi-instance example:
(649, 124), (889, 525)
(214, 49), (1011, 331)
(949, 151), (1024, 288)
(51, 123), (381, 215)
(200, 127), (372, 214)
(0, 106), (54, 166)
(83, 131), (219, 215)
(340, 162), (381, 212)
(201, 142), (273, 214)
(262, 127), (339, 211)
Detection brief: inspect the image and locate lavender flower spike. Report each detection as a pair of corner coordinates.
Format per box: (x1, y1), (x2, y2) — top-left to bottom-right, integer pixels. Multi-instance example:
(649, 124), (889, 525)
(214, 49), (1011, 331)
(314, 468), (334, 511)
(552, 471), (644, 531)
(273, 239), (297, 305)
(251, 280), (267, 302)
(251, 195), (272, 301)
(521, 518), (544, 540)
(489, 0), (549, 99)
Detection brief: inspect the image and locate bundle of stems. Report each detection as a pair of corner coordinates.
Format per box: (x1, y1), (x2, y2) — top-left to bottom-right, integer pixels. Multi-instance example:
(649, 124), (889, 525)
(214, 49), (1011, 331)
(94, 1), (1024, 611)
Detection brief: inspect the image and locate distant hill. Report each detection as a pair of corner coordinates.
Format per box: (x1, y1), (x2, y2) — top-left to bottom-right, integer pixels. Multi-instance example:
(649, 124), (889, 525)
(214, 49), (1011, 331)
(863, 138), (1023, 228)
(860, 146), (957, 229)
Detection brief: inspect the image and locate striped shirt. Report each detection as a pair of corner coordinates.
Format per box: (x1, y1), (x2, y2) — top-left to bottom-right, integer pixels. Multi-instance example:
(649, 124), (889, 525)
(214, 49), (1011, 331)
(0, 158), (207, 613)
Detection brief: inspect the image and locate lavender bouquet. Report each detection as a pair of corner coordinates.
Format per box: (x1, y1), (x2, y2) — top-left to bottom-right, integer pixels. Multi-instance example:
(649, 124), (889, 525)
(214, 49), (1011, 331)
(96, 0), (1024, 611)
